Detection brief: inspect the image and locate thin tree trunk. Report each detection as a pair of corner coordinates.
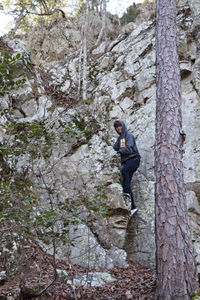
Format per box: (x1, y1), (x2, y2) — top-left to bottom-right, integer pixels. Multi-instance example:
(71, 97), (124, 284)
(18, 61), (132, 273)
(82, 0), (89, 101)
(12, 8), (26, 33)
(155, 0), (198, 299)
(96, 0), (107, 45)
(95, 0), (99, 12)
(77, 47), (83, 96)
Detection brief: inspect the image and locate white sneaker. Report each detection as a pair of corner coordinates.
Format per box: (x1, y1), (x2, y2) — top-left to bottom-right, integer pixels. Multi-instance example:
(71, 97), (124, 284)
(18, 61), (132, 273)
(131, 208), (138, 216)
(123, 193), (131, 199)
(123, 193), (131, 207)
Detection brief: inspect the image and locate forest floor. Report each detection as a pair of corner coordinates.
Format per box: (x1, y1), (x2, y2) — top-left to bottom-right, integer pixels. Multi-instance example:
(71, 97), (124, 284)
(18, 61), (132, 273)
(0, 241), (156, 299)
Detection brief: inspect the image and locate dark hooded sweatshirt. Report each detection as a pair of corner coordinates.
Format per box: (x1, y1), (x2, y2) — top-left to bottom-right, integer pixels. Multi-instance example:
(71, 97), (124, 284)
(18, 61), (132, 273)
(113, 120), (140, 164)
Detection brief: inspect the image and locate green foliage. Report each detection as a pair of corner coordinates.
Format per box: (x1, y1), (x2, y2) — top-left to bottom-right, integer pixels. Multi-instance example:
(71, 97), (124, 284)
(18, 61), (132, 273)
(76, 0), (99, 15)
(0, 176), (81, 249)
(120, 5), (141, 25)
(0, 110), (109, 268)
(84, 185), (111, 220)
(0, 50), (26, 96)
(192, 295), (200, 300)
(60, 122), (81, 140)
(2, 0), (81, 33)
(0, 120), (55, 159)
(59, 117), (92, 142)
(73, 117), (92, 139)
(0, 179), (38, 236)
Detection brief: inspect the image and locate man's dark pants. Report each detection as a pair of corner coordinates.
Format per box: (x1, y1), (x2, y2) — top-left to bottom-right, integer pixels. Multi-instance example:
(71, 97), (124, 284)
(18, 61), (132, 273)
(121, 157), (140, 209)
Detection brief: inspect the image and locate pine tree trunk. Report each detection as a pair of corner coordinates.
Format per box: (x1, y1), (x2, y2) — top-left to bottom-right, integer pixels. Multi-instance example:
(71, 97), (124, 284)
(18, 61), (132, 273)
(155, 0), (198, 299)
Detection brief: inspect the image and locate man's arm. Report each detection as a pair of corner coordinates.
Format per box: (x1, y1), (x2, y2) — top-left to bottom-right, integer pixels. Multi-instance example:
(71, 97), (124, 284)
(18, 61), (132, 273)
(118, 133), (134, 155)
(113, 138), (120, 151)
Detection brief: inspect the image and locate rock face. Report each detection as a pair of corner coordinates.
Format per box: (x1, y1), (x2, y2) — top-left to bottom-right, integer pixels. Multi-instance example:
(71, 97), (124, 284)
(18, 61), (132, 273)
(1, 0), (200, 275)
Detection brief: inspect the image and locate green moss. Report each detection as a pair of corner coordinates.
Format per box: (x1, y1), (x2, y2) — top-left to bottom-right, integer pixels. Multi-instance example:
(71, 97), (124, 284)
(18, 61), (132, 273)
(192, 294), (200, 300)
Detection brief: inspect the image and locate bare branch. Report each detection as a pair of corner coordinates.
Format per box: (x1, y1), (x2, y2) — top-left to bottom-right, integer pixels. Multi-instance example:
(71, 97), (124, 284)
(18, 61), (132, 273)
(24, 8), (66, 18)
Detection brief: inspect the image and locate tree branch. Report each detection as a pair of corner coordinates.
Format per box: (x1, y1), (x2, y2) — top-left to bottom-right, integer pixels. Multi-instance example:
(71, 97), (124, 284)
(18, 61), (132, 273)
(24, 8), (66, 18)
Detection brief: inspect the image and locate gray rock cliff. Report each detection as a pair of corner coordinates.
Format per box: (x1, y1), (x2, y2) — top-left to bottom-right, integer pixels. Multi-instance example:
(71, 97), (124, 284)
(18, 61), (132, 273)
(0, 0), (200, 276)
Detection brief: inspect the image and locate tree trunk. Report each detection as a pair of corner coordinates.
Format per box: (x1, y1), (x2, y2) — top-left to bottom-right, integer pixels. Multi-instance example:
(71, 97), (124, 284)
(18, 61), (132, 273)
(155, 0), (198, 299)
(12, 8), (26, 33)
(77, 47), (83, 96)
(82, 0), (89, 101)
(96, 0), (107, 45)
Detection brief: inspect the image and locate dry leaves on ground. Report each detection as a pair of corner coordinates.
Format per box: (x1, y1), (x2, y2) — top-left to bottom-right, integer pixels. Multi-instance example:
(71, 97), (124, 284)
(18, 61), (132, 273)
(0, 241), (156, 299)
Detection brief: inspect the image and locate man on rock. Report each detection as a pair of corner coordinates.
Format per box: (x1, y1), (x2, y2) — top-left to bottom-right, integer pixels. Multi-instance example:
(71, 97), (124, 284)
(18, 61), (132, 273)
(113, 120), (140, 216)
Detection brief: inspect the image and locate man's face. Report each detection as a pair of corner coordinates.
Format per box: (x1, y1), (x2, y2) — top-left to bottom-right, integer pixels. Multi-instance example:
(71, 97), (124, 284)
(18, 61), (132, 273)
(116, 125), (122, 134)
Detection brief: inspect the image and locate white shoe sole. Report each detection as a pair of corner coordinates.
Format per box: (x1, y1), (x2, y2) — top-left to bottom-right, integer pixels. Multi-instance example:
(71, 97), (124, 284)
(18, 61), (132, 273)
(131, 208), (138, 215)
(123, 193), (131, 199)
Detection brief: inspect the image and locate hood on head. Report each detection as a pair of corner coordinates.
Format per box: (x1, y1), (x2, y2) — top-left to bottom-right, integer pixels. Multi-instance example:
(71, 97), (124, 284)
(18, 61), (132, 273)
(114, 120), (127, 135)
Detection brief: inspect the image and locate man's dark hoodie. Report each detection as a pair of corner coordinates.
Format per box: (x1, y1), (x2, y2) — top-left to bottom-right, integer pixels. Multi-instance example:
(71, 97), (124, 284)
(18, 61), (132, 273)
(113, 120), (140, 164)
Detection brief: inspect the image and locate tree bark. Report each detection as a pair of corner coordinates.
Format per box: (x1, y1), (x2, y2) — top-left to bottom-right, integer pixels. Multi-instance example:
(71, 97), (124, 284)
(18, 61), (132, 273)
(96, 0), (107, 45)
(77, 47), (83, 96)
(82, 0), (89, 101)
(155, 0), (198, 299)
